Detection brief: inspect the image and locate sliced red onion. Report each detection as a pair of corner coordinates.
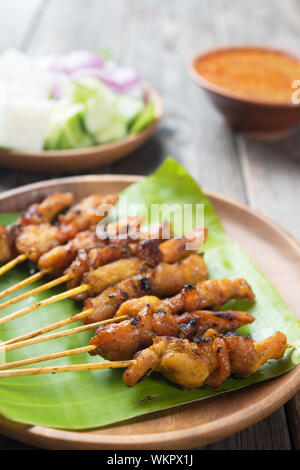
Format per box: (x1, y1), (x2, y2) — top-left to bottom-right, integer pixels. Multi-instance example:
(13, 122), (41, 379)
(38, 55), (69, 74)
(100, 65), (140, 93)
(65, 50), (104, 72)
(71, 65), (140, 93)
(50, 73), (70, 99)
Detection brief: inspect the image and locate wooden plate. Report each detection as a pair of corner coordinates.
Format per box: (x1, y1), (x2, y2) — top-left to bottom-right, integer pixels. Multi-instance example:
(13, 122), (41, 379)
(0, 175), (299, 450)
(0, 84), (163, 173)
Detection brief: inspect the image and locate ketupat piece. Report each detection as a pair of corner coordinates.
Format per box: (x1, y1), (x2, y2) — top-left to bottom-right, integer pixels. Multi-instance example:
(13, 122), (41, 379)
(123, 332), (288, 388)
(0, 89), (54, 152)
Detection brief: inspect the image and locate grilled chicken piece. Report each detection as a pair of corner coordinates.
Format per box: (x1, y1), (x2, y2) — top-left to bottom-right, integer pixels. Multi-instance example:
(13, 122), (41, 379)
(84, 254), (208, 324)
(15, 224), (66, 263)
(38, 216), (144, 278)
(89, 308), (254, 361)
(8, 194), (119, 265)
(0, 193), (74, 264)
(123, 332), (288, 388)
(83, 257), (148, 298)
(65, 226), (204, 298)
(65, 238), (160, 294)
(158, 228), (207, 264)
(18, 192), (74, 225)
(0, 225), (16, 263)
(102, 216), (144, 240)
(115, 278), (255, 318)
(139, 221), (173, 242)
(37, 231), (106, 274)
(66, 244), (132, 300)
(103, 220), (173, 244)
(81, 229), (207, 301)
(58, 194), (119, 241)
(161, 279), (255, 313)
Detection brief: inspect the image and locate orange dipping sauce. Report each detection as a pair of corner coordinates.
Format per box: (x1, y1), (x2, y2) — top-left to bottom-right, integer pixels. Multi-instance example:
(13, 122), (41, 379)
(195, 48), (300, 104)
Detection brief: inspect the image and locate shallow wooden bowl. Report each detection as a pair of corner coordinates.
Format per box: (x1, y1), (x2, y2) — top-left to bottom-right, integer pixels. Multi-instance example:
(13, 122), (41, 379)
(188, 46), (300, 138)
(0, 84), (163, 173)
(0, 175), (299, 449)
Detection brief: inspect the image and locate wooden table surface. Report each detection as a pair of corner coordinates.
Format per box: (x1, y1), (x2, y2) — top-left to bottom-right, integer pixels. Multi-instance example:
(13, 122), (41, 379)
(0, 0), (299, 450)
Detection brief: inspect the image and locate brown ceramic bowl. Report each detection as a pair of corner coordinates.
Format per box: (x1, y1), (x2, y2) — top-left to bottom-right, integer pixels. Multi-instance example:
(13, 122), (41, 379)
(188, 46), (300, 138)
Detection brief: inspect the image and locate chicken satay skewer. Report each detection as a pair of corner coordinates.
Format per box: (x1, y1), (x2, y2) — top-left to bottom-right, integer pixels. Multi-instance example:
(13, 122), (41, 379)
(0, 254), (28, 277)
(0, 345), (97, 370)
(0, 331), (289, 381)
(0, 216), (150, 308)
(3, 251), (208, 343)
(0, 229), (206, 325)
(0, 283), (89, 326)
(0, 315), (128, 353)
(0, 361), (134, 378)
(0, 272), (68, 311)
(0, 193), (118, 295)
(0, 308), (253, 368)
(2, 308), (95, 345)
(124, 332), (290, 388)
(0, 269), (51, 301)
(0, 238), (152, 312)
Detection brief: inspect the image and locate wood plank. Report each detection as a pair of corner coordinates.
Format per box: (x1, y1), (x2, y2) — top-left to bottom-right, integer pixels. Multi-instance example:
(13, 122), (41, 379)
(285, 394), (300, 450)
(26, 0), (127, 59)
(112, 0), (247, 202)
(107, 0), (296, 450)
(217, 0), (300, 449)
(216, 0), (300, 237)
(201, 407), (291, 450)
(0, 434), (36, 450)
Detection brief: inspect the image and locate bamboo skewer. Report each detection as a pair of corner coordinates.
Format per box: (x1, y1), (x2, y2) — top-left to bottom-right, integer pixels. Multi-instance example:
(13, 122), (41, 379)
(3, 308), (95, 345)
(0, 283), (89, 326)
(0, 269), (51, 301)
(0, 254), (27, 277)
(0, 345), (96, 370)
(0, 360), (134, 378)
(1, 315), (128, 352)
(0, 271), (67, 310)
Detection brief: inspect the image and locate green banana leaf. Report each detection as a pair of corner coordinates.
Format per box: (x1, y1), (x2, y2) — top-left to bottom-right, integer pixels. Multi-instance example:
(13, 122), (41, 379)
(0, 157), (299, 430)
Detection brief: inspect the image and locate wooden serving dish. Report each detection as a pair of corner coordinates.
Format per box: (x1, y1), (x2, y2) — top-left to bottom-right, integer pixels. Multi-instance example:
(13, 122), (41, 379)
(188, 46), (300, 138)
(0, 175), (299, 449)
(0, 84), (163, 173)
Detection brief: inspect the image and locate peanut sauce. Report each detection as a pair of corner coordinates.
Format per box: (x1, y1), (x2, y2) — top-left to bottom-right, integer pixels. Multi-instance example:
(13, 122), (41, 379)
(195, 48), (300, 104)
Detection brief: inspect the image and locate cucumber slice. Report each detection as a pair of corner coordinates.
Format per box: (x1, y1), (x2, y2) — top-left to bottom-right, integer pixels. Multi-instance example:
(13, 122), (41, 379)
(94, 114), (127, 144)
(115, 95), (144, 126)
(129, 101), (155, 134)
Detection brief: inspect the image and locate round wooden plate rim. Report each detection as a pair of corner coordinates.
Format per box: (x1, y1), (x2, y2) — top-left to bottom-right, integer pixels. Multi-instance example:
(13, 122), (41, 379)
(0, 174), (299, 449)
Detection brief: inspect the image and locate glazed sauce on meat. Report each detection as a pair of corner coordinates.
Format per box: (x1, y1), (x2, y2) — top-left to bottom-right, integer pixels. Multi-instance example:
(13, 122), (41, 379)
(195, 48), (300, 104)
